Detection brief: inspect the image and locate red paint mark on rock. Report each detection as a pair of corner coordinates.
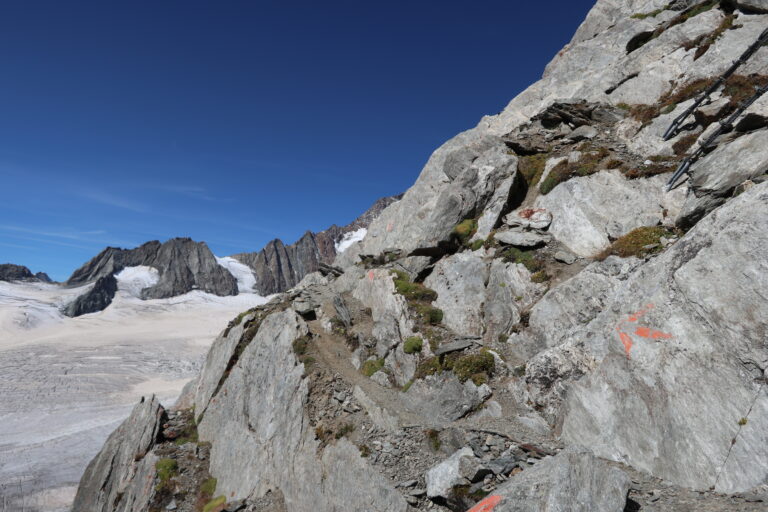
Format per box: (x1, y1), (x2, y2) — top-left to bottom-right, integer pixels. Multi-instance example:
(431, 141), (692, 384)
(467, 495), (502, 512)
(619, 332), (634, 359)
(367, 270), (375, 282)
(386, 222), (394, 232)
(615, 303), (672, 359)
(518, 208), (545, 219)
(634, 327), (672, 339)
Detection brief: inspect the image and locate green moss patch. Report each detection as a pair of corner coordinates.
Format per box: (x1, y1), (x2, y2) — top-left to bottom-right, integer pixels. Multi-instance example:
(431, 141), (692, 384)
(518, 153), (550, 187)
(403, 336), (423, 354)
(155, 458), (178, 491)
(452, 219), (478, 244)
(415, 357), (443, 379)
(392, 271), (438, 302)
(540, 146), (610, 194)
(202, 496), (227, 512)
(631, 7), (667, 19)
(501, 247), (545, 273)
(452, 352), (495, 385)
(599, 226), (676, 259)
(362, 358), (385, 377)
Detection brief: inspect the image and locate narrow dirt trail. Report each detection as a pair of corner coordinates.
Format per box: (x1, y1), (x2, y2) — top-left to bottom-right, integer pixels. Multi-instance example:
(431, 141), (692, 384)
(307, 319), (425, 427)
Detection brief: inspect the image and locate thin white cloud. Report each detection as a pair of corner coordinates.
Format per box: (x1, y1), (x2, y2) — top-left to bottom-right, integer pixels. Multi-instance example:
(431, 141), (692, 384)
(0, 241), (35, 250)
(0, 225), (106, 241)
(79, 190), (149, 213)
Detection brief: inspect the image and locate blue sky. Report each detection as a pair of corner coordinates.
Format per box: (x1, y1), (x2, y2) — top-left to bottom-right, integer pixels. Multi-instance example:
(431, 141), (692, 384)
(0, 0), (595, 281)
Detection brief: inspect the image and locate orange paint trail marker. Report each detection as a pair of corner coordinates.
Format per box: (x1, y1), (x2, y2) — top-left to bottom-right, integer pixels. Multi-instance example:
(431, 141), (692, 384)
(467, 495), (502, 512)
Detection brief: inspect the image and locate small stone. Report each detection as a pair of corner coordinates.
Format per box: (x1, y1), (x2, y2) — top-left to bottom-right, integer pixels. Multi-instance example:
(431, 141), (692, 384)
(405, 495), (419, 505)
(554, 250), (577, 265)
(166, 499), (178, 511)
(397, 479), (418, 488)
(409, 488), (427, 497)
(567, 125), (598, 142)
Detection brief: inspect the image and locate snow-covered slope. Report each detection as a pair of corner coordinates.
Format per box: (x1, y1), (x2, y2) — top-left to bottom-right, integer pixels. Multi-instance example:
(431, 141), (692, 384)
(334, 227), (367, 253)
(215, 256), (257, 293)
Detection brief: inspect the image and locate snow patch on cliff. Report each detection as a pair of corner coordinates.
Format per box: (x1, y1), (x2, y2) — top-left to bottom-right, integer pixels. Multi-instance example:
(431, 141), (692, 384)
(115, 266), (160, 297)
(216, 256), (257, 293)
(335, 228), (367, 253)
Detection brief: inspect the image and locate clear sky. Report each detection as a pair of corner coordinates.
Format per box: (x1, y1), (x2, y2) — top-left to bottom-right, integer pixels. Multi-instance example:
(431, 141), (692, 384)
(0, 0), (595, 281)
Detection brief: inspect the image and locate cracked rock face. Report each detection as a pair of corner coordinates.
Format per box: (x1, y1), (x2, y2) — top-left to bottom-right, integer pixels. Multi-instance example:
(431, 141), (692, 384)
(485, 447), (631, 512)
(561, 182), (768, 492)
(71, 396), (164, 512)
(195, 309), (407, 511)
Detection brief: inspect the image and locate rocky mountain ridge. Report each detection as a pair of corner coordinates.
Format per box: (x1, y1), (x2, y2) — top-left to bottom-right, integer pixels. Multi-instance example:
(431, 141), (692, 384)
(232, 194), (402, 295)
(0, 263), (51, 283)
(72, 1), (768, 512)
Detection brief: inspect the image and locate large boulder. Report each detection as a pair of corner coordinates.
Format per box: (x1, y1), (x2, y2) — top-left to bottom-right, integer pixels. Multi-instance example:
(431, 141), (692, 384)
(479, 447), (631, 512)
(351, 136), (518, 258)
(425, 447), (476, 499)
(352, 268), (415, 357)
(535, 171), (675, 257)
(424, 251), (489, 337)
(72, 396), (165, 512)
(561, 181), (768, 492)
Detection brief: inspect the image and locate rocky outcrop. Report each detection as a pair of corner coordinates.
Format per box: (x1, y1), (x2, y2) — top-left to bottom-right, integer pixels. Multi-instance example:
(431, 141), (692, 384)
(0, 263), (36, 281)
(195, 308), (408, 511)
(676, 129), (768, 228)
(560, 181), (768, 493)
(72, 396), (164, 512)
(233, 195), (401, 295)
(63, 275), (118, 317)
(485, 447), (631, 512)
(67, 238), (238, 300)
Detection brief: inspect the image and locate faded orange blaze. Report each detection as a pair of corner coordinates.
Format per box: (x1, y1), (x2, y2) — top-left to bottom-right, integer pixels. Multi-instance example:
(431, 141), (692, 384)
(467, 495), (503, 512)
(618, 332), (634, 358)
(634, 326), (672, 339)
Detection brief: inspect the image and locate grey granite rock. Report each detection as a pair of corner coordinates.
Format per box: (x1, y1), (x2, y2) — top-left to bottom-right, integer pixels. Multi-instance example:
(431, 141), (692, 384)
(403, 374), (490, 423)
(494, 229), (552, 247)
(352, 269), (414, 357)
(424, 252), (489, 337)
(425, 447), (475, 499)
(196, 309), (407, 511)
(535, 171), (673, 257)
(503, 209), (552, 230)
(676, 129), (768, 228)
(486, 447), (630, 512)
(561, 182), (768, 493)
(72, 396), (164, 512)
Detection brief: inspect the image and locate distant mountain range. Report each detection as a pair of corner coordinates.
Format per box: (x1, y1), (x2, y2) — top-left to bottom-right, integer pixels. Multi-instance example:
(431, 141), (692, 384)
(2, 194), (400, 317)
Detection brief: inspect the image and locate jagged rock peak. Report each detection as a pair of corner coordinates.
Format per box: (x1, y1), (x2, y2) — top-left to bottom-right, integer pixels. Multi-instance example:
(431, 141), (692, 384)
(233, 194), (401, 295)
(0, 263), (50, 282)
(67, 237), (238, 300)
